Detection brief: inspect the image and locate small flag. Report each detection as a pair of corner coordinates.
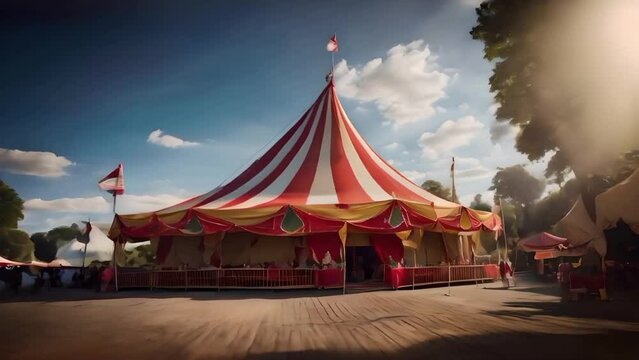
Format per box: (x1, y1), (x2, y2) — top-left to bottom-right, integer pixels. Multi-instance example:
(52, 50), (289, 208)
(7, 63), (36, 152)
(326, 34), (338, 52)
(325, 70), (333, 83)
(99, 163), (125, 195)
(79, 221), (92, 244)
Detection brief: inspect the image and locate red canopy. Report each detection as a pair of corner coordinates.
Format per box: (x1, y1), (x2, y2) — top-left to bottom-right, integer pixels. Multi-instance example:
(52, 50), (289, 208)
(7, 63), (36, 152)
(518, 232), (568, 252)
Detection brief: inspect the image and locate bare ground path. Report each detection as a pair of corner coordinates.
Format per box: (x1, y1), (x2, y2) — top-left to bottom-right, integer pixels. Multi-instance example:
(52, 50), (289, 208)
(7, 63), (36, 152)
(1, 274), (639, 359)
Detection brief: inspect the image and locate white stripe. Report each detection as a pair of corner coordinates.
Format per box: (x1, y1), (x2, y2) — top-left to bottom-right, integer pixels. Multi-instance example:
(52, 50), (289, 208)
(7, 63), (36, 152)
(337, 96), (457, 206)
(335, 100), (390, 202)
(205, 96), (326, 209)
(99, 178), (119, 187)
(306, 94), (339, 205)
(174, 104), (318, 211)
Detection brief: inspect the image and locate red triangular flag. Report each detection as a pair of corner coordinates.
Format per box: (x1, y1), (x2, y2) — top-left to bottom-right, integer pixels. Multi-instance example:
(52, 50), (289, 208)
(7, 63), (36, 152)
(98, 163), (125, 195)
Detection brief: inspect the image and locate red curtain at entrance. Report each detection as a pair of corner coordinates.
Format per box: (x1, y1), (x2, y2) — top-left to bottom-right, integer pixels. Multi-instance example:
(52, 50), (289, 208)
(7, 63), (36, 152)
(156, 236), (174, 264)
(370, 234), (404, 265)
(307, 233), (342, 263)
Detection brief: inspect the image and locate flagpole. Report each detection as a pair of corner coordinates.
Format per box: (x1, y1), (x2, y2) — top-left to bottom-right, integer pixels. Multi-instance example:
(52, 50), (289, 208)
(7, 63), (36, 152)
(332, 51), (335, 73)
(451, 157), (457, 203)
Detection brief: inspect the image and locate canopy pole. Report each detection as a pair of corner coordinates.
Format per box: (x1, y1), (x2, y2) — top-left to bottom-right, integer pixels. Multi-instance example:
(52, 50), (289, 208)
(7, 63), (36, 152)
(81, 217), (89, 270)
(445, 262), (451, 297)
(113, 193), (119, 292)
(499, 197), (508, 263)
(342, 242), (346, 295)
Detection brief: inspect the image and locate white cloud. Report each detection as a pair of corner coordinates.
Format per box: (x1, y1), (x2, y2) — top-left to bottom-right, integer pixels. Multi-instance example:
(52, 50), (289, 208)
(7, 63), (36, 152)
(419, 115), (485, 159)
(334, 40), (450, 127)
(25, 196), (110, 213)
(384, 142), (401, 151)
(489, 121), (518, 144)
(148, 129), (199, 148)
(0, 148), (73, 177)
(457, 102), (470, 112)
(460, 0), (483, 7)
(24, 193), (189, 215)
(401, 170), (427, 183)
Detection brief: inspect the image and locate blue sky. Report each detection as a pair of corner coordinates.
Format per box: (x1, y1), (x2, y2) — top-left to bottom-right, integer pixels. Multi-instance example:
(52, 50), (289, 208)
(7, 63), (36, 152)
(0, 0), (548, 232)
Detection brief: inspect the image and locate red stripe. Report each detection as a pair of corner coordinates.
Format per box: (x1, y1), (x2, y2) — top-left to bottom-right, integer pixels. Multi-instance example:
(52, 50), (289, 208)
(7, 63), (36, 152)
(219, 90), (326, 209)
(335, 95), (430, 203)
(262, 91), (330, 206)
(189, 85), (331, 209)
(329, 87), (372, 204)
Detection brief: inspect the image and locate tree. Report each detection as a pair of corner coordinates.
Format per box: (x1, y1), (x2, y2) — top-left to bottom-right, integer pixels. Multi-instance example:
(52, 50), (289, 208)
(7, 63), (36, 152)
(0, 228), (33, 262)
(31, 232), (58, 262)
(489, 165), (545, 207)
(489, 165), (545, 237)
(420, 180), (452, 201)
(471, 0), (639, 220)
(46, 224), (82, 248)
(526, 179), (580, 234)
(0, 180), (24, 228)
(470, 194), (491, 212)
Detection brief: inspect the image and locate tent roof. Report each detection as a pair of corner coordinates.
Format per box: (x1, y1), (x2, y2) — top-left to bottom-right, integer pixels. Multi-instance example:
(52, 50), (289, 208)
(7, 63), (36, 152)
(518, 232), (568, 252)
(50, 226), (114, 267)
(160, 81), (457, 212)
(596, 168), (639, 233)
(111, 81), (501, 239)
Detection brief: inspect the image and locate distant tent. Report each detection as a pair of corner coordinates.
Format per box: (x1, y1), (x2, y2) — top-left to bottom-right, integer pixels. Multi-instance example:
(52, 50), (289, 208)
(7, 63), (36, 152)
(518, 232), (568, 252)
(49, 226), (114, 267)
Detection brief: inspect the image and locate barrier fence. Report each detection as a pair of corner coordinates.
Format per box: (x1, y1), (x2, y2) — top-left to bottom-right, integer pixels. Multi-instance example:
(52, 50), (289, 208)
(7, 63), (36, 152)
(385, 264), (500, 289)
(117, 264), (499, 291)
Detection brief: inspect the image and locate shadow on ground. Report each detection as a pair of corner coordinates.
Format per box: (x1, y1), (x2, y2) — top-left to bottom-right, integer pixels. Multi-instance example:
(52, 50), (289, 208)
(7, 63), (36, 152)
(241, 330), (639, 360)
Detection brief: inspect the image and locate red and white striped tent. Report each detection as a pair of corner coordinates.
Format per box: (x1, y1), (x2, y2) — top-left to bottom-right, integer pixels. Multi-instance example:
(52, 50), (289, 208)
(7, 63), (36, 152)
(109, 80), (500, 243)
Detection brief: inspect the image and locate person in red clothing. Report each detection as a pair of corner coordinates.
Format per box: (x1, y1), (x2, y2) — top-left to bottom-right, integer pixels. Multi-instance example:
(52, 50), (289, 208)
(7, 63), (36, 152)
(499, 260), (513, 288)
(100, 266), (114, 292)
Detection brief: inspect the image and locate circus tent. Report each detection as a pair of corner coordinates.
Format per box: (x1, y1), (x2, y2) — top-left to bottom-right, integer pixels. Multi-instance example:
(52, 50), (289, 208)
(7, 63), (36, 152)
(49, 226), (115, 267)
(108, 80), (501, 269)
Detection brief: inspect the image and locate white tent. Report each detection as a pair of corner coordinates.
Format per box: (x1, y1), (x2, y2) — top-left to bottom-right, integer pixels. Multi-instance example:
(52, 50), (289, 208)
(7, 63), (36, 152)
(557, 168), (639, 256)
(595, 168), (639, 233)
(556, 196), (607, 256)
(49, 226), (114, 267)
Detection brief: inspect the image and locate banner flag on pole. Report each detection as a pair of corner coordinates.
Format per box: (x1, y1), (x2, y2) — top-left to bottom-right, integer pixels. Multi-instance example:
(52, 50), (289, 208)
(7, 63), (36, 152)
(326, 34), (339, 52)
(98, 163), (125, 195)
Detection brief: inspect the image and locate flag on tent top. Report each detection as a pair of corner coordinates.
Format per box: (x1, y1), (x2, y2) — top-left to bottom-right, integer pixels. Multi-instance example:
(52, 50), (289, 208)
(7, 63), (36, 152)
(79, 221), (92, 244)
(98, 163), (125, 195)
(326, 34), (338, 52)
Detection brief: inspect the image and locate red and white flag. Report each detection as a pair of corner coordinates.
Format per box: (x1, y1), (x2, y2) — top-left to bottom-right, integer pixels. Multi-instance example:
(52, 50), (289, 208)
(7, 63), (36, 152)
(98, 163), (125, 195)
(326, 34), (338, 52)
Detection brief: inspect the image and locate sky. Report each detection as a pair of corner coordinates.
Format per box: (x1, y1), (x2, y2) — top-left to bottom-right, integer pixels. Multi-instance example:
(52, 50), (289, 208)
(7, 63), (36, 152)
(0, 0), (550, 233)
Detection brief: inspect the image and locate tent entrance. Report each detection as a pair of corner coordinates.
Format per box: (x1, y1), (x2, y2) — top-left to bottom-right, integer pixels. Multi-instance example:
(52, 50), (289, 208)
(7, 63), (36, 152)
(346, 246), (383, 283)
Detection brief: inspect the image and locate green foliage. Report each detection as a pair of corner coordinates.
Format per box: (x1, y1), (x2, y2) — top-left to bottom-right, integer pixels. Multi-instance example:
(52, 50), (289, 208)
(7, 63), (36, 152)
(420, 180), (452, 201)
(31, 232), (58, 262)
(124, 244), (155, 266)
(472, 0), (639, 184)
(470, 194), (492, 212)
(489, 165), (545, 206)
(46, 224), (82, 248)
(524, 179), (580, 234)
(0, 228), (33, 262)
(0, 180), (24, 228)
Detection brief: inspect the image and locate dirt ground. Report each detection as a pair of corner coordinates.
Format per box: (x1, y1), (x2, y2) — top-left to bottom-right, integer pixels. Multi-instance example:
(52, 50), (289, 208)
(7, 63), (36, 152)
(1, 274), (639, 360)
